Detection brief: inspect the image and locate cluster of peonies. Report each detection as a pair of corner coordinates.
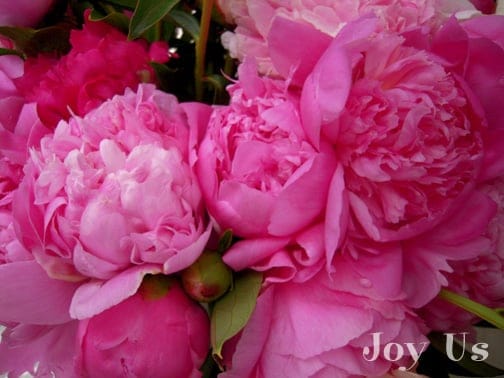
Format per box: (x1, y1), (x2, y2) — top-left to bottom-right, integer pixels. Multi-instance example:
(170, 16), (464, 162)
(0, 0), (503, 377)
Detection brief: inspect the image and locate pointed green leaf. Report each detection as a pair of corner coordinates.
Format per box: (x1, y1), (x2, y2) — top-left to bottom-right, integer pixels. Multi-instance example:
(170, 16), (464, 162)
(0, 25), (70, 57)
(429, 332), (504, 377)
(89, 9), (130, 33)
(128, 0), (180, 39)
(211, 271), (263, 359)
(217, 229), (233, 254)
(168, 9), (200, 41)
(103, 0), (138, 8)
(0, 26), (35, 50)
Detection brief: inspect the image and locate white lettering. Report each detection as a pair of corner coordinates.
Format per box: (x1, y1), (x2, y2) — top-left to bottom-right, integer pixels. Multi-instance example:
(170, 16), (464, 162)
(362, 332), (382, 362)
(471, 342), (489, 361)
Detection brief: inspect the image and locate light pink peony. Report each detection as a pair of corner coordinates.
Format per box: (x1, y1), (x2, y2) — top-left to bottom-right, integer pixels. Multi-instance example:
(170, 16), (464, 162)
(0, 0), (55, 26)
(218, 0), (479, 74)
(13, 84), (212, 318)
(75, 277), (209, 378)
(197, 58), (338, 240)
(15, 14), (171, 128)
(221, 271), (428, 378)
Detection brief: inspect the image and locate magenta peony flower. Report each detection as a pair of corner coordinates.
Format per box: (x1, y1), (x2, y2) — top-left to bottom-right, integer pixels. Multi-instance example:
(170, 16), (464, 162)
(197, 59), (338, 239)
(0, 0), (55, 26)
(221, 271), (428, 378)
(15, 14), (171, 128)
(218, 0), (479, 74)
(75, 277), (209, 378)
(12, 84), (212, 318)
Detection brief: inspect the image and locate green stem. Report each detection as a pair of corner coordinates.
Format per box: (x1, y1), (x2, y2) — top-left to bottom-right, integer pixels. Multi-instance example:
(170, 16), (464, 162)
(195, 0), (214, 101)
(438, 289), (504, 329)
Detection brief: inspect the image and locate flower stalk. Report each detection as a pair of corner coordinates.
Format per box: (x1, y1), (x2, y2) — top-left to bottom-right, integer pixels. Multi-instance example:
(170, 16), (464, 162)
(195, 0), (214, 101)
(438, 289), (504, 329)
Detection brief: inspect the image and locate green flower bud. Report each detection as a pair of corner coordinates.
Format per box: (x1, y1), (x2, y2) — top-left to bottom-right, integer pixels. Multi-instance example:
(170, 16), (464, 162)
(181, 250), (233, 302)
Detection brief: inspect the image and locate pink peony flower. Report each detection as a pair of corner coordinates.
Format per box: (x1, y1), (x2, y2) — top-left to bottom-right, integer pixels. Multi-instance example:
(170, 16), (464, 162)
(221, 271), (428, 378)
(276, 17), (486, 243)
(75, 277), (209, 378)
(13, 84), (212, 318)
(0, 0), (55, 26)
(15, 14), (171, 128)
(218, 0), (479, 74)
(419, 177), (504, 331)
(197, 58), (338, 239)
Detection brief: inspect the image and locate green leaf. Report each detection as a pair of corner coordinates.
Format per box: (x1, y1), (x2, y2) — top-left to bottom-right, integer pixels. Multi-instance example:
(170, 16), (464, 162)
(211, 271), (263, 360)
(128, 0), (180, 39)
(0, 25), (71, 57)
(217, 229), (233, 254)
(168, 9), (200, 41)
(428, 332), (504, 377)
(0, 48), (24, 58)
(89, 9), (130, 33)
(102, 0), (138, 8)
(0, 26), (35, 49)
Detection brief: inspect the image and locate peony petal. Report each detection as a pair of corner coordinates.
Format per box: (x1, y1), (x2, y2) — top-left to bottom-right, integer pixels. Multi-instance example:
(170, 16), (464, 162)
(426, 189), (497, 245)
(300, 41), (352, 148)
(180, 101), (212, 166)
(479, 129), (504, 181)
(325, 164), (348, 269)
(73, 242), (121, 280)
(69, 264), (161, 319)
(79, 196), (130, 265)
(267, 16), (331, 86)
(268, 281), (374, 358)
(0, 260), (78, 324)
(269, 152), (337, 237)
(236, 57), (266, 99)
(99, 139), (126, 173)
(0, 322), (78, 377)
(331, 242), (404, 300)
(223, 236), (289, 271)
(163, 223), (212, 274)
(251, 250), (297, 283)
(217, 180), (275, 237)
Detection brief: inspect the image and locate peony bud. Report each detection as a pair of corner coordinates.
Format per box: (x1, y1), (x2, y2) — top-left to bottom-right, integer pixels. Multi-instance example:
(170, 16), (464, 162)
(76, 275), (210, 378)
(181, 250), (233, 302)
